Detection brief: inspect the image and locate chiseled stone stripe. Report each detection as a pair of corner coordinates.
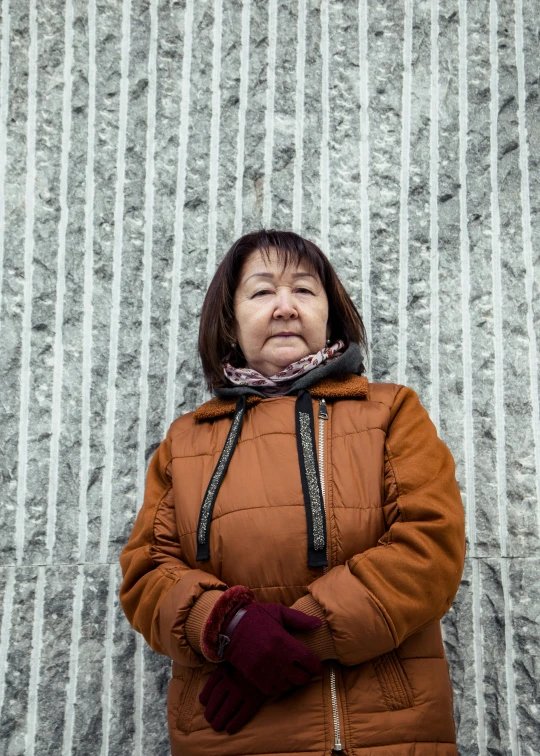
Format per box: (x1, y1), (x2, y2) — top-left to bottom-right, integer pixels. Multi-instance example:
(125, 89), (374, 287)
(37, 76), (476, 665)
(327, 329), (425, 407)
(262, 0), (277, 227)
(47, 0), (74, 564)
(0, 0), (10, 321)
(165, 0), (194, 430)
(429, 0), (440, 427)
(490, 1), (519, 749)
(25, 566), (45, 756)
(133, 1), (159, 753)
(359, 0), (371, 360)
(78, 0), (97, 566)
(320, 0), (329, 254)
(15, 0), (38, 566)
(458, 1), (486, 753)
(298, 411), (325, 552)
(206, 0), (223, 286)
(0, 568), (15, 726)
(292, 0), (306, 232)
(99, 0), (133, 566)
(514, 0), (540, 533)
(62, 565), (84, 756)
(397, 0), (413, 386)
(234, 0), (250, 238)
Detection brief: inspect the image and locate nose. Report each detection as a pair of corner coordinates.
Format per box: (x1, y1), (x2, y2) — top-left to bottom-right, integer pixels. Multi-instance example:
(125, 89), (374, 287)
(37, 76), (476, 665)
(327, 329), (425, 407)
(273, 289), (298, 319)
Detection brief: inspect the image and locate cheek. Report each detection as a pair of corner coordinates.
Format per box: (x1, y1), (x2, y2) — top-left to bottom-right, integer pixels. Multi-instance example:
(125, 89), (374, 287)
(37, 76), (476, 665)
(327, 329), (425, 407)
(306, 301), (329, 328)
(236, 304), (267, 342)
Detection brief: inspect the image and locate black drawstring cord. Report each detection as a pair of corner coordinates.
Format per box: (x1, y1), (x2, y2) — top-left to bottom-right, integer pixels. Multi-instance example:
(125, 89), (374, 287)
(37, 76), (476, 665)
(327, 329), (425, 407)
(196, 394), (247, 562)
(295, 389), (328, 568)
(195, 390), (328, 568)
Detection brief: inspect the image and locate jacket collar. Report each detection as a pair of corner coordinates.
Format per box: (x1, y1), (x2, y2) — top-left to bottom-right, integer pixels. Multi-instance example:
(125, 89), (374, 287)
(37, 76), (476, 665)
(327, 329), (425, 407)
(194, 374), (369, 421)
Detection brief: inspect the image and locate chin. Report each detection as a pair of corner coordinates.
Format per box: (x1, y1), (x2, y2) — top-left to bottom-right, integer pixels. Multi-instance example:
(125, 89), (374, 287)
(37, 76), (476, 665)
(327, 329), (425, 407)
(270, 347), (309, 365)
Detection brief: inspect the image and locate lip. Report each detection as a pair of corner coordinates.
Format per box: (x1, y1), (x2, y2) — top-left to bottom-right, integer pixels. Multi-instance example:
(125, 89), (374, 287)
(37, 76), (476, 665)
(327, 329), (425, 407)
(272, 332), (299, 338)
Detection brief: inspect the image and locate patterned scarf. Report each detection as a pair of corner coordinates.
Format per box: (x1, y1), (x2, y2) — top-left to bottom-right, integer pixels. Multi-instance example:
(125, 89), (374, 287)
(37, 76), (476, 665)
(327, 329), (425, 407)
(222, 340), (345, 396)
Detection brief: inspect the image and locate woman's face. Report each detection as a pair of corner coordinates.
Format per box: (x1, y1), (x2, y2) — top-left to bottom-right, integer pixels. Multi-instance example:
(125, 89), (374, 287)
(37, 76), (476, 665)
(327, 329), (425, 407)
(232, 248), (331, 377)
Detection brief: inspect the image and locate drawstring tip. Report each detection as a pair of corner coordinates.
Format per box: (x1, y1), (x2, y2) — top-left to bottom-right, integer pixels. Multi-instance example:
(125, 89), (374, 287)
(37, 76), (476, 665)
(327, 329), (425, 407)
(308, 550), (328, 569)
(196, 543), (210, 562)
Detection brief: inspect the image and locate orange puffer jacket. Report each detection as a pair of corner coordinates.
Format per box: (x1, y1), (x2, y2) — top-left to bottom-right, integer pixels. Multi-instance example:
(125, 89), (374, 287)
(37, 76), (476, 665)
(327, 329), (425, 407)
(119, 374), (466, 756)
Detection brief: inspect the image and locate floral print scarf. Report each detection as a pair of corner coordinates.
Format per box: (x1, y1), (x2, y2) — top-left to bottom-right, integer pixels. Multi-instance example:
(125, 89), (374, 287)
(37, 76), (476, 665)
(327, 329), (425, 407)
(222, 340), (345, 396)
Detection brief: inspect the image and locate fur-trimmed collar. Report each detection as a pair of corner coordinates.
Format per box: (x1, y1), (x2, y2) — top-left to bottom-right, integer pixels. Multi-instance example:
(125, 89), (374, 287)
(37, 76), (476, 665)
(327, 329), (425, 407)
(194, 374), (369, 421)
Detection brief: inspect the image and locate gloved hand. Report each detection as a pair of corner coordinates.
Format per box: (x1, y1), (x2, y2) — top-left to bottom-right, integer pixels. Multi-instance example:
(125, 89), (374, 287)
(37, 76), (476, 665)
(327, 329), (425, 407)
(219, 602), (324, 697)
(199, 662), (267, 734)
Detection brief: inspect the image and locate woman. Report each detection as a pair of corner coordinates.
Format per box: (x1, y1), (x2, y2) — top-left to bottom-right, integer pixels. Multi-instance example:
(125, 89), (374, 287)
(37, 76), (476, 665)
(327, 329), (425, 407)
(119, 229), (466, 756)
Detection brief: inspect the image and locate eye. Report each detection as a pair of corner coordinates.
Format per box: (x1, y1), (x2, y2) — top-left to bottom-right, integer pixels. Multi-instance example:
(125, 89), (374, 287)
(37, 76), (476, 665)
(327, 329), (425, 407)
(252, 289), (272, 297)
(296, 287), (314, 294)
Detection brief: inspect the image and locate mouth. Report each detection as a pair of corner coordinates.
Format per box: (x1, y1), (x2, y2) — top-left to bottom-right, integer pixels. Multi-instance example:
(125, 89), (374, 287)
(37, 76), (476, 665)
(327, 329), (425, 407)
(272, 332), (300, 338)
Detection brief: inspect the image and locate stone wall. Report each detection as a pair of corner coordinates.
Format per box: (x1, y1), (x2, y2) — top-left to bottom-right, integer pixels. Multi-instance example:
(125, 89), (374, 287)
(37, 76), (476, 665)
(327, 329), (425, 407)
(0, 0), (538, 753)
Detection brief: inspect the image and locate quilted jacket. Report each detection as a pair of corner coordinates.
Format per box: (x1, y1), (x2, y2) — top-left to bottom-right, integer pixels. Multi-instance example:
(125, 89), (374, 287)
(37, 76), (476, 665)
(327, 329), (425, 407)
(119, 372), (466, 756)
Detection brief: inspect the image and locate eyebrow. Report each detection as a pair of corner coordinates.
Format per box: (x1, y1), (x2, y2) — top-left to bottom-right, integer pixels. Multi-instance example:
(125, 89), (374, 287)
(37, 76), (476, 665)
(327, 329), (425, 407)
(244, 271), (317, 283)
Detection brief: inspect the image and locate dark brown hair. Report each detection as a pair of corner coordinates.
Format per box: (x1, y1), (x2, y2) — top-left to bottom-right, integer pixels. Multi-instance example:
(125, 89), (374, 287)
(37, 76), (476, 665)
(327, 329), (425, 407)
(198, 229), (367, 390)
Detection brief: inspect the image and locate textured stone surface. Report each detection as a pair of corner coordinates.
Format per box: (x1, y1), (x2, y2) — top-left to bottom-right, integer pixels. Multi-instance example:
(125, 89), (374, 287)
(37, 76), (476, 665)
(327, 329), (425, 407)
(0, 0), (538, 754)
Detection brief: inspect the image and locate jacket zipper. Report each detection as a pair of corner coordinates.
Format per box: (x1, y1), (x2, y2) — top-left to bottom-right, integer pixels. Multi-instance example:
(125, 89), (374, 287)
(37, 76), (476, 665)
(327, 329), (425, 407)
(318, 398), (343, 752)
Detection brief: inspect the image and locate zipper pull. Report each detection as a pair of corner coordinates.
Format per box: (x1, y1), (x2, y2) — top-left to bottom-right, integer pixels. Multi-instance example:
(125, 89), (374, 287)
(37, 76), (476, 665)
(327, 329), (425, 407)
(318, 398), (328, 420)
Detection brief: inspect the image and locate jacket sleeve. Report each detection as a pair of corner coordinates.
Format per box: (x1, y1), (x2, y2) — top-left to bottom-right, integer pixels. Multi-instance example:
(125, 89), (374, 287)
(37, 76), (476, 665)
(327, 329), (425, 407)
(119, 429), (227, 667)
(291, 385), (466, 666)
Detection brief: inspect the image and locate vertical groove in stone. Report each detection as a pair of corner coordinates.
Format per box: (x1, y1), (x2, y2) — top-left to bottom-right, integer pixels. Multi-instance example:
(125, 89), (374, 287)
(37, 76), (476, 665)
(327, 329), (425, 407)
(489, 0), (507, 558)
(501, 557), (519, 754)
(397, 0), (413, 386)
(458, 0), (475, 560)
(262, 0), (277, 227)
(358, 0), (371, 371)
(78, 0), (95, 565)
(133, 632), (144, 756)
(514, 0), (540, 533)
(99, 0), (131, 564)
(137, 0), (158, 510)
(25, 565), (45, 756)
(459, 1), (486, 753)
(429, 0), (439, 427)
(100, 563), (116, 756)
(165, 0), (193, 431)
(0, 0), (9, 321)
(206, 0), (222, 285)
(46, 0), (74, 565)
(134, 1), (159, 749)
(15, 0), (38, 566)
(320, 0), (329, 254)
(0, 567), (15, 720)
(292, 0), (306, 233)
(489, 4), (518, 747)
(471, 560), (487, 755)
(234, 0), (250, 238)
(62, 565), (84, 756)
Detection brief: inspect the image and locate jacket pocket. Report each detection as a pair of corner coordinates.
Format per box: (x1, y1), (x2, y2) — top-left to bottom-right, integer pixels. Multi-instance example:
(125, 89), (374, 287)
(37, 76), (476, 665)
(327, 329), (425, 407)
(373, 650), (414, 711)
(173, 666), (203, 733)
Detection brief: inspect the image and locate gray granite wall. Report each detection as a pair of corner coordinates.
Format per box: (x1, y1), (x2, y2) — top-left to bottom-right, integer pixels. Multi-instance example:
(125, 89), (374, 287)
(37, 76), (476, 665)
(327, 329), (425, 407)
(0, 0), (538, 754)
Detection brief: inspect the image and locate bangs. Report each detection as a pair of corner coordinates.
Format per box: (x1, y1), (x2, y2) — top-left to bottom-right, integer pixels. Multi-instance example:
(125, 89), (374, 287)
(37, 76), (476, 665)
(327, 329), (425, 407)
(250, 231), (326, 283)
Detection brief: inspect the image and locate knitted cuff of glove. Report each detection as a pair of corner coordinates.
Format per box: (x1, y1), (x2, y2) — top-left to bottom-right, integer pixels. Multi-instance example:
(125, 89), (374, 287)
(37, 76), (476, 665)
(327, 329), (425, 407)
(201, 585), (257, 662)
(185, 590), (225, 654)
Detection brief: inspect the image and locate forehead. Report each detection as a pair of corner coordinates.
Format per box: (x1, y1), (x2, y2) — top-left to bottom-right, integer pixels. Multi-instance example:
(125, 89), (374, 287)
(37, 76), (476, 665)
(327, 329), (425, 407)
(239, 247), (318, 281)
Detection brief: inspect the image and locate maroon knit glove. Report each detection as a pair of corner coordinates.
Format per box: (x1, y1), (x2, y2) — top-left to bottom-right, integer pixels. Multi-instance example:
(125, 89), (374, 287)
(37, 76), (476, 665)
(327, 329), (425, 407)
(199, 662), (267, 734)
(220, 603), (324, 697)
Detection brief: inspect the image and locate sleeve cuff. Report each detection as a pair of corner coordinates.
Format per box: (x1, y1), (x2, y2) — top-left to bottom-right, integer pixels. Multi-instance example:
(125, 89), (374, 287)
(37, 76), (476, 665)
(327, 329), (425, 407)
(290, 594), (337, 660)
(185, 590), (224, 655)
